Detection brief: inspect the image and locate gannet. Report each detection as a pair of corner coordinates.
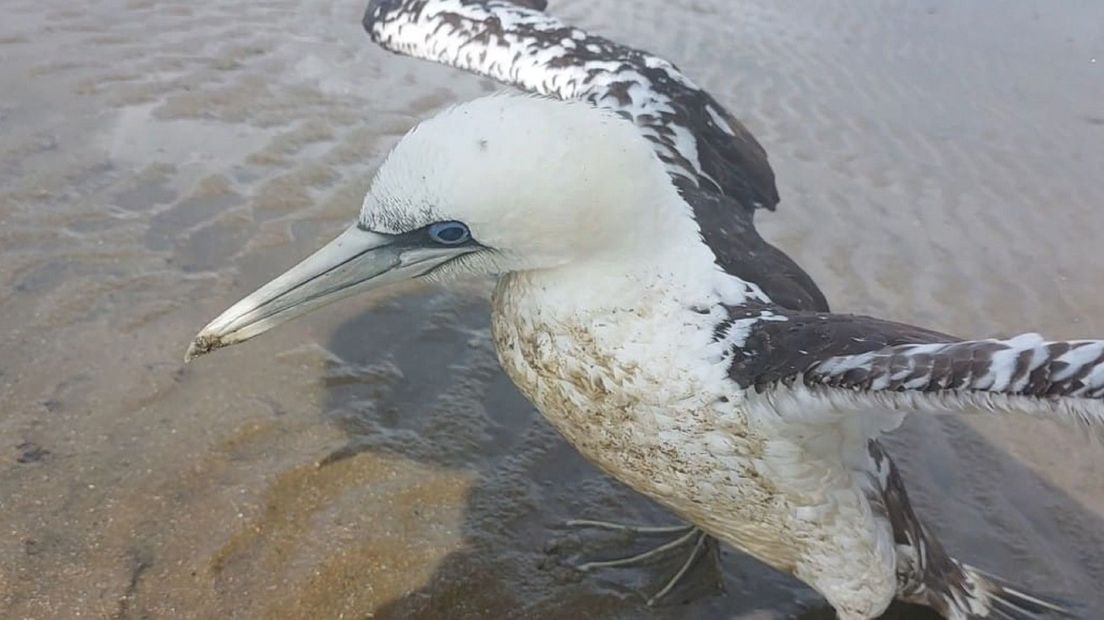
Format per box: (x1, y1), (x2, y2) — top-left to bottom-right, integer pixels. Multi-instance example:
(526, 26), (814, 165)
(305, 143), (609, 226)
(185, 1), (1100, 618)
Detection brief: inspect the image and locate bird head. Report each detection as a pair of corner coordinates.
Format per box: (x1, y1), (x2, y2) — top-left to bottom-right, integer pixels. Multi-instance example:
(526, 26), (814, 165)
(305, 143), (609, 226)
(186, 94), (699, 361)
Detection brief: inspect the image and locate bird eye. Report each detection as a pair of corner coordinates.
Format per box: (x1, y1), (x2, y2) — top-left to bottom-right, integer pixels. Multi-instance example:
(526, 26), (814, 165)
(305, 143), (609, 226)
(428, 221), (470, 245)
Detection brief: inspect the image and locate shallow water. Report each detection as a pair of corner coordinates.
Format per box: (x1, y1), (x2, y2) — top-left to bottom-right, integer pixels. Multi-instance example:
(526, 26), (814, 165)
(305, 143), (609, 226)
(1, 0), (1102, 618)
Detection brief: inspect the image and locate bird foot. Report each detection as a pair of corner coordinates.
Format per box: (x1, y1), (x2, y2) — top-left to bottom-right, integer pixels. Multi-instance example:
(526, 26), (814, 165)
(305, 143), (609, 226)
(557, 519), (718, 606)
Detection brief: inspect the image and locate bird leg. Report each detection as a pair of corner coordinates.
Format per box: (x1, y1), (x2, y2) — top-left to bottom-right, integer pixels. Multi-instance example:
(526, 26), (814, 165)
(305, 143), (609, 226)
(565, 519), (695, 537)
(560, 519), (718, 606)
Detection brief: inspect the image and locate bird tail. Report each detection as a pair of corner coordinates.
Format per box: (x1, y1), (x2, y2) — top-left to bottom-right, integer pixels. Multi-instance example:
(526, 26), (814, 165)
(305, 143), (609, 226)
(948, 563), (1077, 619)
(898, 552), (1076, 619)
(870, 441), (1079, 620)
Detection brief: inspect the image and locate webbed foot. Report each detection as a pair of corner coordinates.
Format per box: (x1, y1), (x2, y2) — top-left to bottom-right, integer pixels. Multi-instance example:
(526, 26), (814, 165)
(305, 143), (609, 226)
(554, 519), (722, 606)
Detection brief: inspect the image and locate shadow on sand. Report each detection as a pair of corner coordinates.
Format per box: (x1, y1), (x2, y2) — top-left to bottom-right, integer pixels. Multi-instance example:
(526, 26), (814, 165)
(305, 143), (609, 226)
(317, 289), (1101, 619)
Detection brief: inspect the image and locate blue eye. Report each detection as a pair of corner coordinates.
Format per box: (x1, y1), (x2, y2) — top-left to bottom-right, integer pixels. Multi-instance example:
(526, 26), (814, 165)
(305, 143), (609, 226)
(428, 221), (470, 245)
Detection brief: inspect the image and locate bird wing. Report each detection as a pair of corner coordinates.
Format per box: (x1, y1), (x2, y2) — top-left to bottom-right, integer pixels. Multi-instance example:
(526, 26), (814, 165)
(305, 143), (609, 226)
(682, 187), (828, 312)
(721, 304), (1104, 435)
(362, 0), (779, 214)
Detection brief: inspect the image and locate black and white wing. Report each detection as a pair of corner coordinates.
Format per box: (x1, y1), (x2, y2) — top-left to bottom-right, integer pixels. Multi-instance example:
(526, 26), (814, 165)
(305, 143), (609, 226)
(721, 304), (1104, 434)
(363, 0), (779, 214)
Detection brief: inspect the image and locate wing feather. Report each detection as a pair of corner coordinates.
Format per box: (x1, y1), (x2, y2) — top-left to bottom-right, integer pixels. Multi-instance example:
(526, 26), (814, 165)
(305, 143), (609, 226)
(724, 306), (1104, 435)
(363, 0), (779, 213)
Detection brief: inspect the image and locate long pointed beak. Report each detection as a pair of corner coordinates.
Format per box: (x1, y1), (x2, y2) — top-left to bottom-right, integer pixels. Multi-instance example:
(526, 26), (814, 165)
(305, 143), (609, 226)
(185, 225), (473, 362)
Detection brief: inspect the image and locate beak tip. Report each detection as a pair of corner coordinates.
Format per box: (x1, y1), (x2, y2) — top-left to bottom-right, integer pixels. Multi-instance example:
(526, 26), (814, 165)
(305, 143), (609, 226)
(184, 332), (224, 363)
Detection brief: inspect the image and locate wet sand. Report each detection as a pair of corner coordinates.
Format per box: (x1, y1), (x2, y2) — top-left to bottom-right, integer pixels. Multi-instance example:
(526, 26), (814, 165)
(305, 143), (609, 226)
(1, 0), (1102, 618)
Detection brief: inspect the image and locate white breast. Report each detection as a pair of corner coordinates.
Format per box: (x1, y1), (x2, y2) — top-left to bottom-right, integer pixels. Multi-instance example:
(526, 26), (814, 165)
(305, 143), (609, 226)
(488, 270), (901, 614)
(490, 270), (810, 567)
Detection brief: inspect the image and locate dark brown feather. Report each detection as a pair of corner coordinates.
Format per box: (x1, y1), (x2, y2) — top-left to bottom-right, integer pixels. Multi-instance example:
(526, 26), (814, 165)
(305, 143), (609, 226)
(364, 0), (780, 214)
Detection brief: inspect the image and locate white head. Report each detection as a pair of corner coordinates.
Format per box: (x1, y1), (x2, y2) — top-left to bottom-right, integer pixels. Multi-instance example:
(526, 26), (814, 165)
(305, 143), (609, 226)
(365, 94), (702, 273)
(187, 94), (714, 359)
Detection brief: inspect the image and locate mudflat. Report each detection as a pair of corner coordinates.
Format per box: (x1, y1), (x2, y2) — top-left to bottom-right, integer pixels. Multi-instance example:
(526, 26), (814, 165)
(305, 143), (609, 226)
(1, 0), (1101, 618)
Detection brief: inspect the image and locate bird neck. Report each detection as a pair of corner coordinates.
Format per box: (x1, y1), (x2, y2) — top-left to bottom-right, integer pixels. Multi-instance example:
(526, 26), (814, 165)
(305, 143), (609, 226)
(492, 188), (771, 329)
(496, 244), (759, 326)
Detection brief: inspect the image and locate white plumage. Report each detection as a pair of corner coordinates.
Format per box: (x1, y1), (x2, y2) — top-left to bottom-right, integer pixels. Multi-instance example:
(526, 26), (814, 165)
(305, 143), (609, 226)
(186, 2), (1101, 618)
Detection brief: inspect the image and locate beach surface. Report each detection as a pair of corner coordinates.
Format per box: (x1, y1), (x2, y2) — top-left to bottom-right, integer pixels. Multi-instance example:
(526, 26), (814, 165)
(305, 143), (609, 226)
(1, 0), (1102, 617)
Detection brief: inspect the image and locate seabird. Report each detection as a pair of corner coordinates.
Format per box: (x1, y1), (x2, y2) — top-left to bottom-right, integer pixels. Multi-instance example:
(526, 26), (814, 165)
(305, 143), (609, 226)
(186, 1), (1102, 618)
